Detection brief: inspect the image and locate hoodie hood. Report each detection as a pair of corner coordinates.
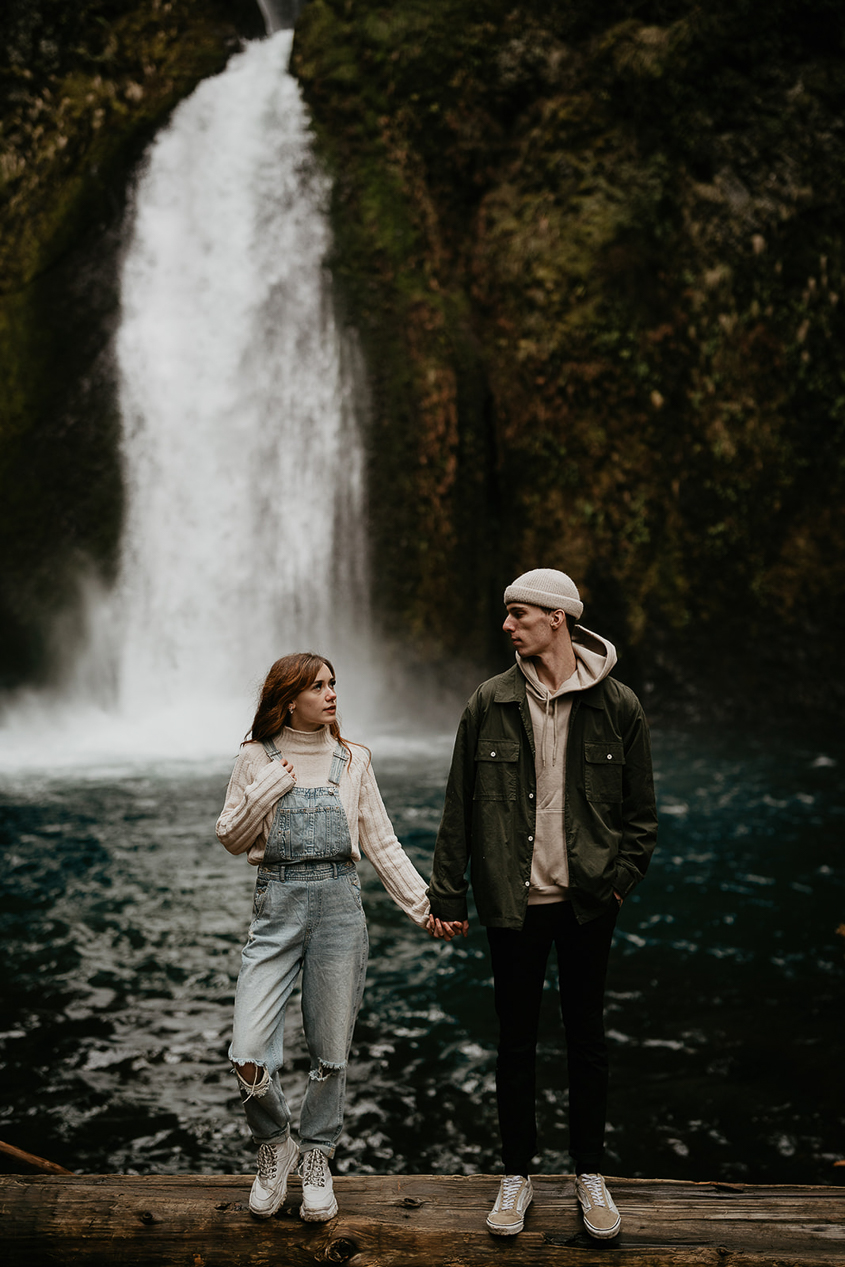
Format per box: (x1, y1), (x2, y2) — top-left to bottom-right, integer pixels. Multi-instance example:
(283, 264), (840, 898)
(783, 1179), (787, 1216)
(516, 624), (617, 699)
(516, 625), (617, 768)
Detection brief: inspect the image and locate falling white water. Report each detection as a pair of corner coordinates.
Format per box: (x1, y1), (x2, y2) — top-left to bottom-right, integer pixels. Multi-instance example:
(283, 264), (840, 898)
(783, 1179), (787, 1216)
(0, 32), (379, 767)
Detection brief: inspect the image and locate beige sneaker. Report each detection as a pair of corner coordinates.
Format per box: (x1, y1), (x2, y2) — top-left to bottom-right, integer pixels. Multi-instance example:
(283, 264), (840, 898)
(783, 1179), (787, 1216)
(575, 1173), (621, 1239)
(486, 1174), (533, 1235)
(249, 1136), (299, 1218)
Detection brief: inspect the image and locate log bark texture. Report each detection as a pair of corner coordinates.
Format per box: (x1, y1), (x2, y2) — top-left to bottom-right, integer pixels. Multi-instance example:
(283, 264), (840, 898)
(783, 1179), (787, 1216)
(1, 1173), (844, 1267)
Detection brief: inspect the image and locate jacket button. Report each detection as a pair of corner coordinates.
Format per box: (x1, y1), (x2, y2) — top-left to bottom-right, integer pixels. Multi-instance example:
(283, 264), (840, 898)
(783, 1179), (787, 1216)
(529, 792), (534, 799)
(606, 753), (613, 760)
(528, 836), (534, 842)
(525, 881), (530, 887)
(490, 750), (496, 757)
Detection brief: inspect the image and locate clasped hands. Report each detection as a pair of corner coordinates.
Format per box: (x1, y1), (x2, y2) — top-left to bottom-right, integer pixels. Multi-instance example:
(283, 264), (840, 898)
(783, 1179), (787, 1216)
(426, 915), (469, 941)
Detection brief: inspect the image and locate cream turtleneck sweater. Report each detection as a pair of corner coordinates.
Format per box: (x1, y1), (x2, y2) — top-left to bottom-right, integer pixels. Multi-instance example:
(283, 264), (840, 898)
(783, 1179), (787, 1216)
(216, 725), (429, 927)
(517, 626), (617, 905)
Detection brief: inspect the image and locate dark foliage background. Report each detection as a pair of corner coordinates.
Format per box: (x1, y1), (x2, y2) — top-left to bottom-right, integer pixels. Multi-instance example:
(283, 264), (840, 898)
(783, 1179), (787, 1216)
(292, 0), (845, 712)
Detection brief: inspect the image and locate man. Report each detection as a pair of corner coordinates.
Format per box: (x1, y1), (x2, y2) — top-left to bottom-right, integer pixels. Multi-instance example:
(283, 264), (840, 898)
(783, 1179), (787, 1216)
(428, 568), (657, 1240)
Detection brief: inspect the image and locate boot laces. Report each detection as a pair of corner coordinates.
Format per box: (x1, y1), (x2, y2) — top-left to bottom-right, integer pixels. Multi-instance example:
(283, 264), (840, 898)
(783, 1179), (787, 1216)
(302, 1149), (329, 1188)
(500, 1175), (524, 1209)
(257, 1142), (278, 1182)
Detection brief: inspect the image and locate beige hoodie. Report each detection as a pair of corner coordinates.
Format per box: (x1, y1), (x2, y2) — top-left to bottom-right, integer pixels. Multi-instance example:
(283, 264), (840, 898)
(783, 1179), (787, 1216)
(518, 626), (617, 904)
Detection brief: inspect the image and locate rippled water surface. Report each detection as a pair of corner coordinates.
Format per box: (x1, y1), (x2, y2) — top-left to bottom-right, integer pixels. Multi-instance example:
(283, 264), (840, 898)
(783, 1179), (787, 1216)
(1, 723), (843, 1182)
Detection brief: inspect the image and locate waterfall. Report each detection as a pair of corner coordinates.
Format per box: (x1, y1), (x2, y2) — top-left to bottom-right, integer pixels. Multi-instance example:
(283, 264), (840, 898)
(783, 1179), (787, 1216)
(256, 0), (308, 31)
(0, 31), (377, 766)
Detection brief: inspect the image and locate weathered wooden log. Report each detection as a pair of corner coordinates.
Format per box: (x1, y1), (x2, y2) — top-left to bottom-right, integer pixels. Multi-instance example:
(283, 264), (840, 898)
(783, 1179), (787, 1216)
(1, 1173), (844, 1266)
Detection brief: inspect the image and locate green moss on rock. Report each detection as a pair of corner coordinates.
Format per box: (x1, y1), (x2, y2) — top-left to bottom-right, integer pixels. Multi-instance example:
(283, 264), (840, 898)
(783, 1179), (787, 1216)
(294, 0), (845, 706)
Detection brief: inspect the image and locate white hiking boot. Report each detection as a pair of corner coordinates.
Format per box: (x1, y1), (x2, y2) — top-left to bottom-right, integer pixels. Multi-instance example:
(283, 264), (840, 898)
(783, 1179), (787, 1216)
(486, 1174), (533, 1235)
(249, 1136), (299, 1218)
(300, 1148), (338, 1222)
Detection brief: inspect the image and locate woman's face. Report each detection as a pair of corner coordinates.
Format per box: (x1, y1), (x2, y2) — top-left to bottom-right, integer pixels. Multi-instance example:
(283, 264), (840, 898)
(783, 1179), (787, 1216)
(289, 664), (337, 731)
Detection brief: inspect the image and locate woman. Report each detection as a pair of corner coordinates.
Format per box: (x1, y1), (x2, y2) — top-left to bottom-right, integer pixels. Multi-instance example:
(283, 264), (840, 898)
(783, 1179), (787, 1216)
(217, 652), (432, 1221)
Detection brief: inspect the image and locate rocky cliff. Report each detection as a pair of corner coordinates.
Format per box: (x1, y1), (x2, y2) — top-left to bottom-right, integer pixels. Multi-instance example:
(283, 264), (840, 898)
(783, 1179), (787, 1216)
(292, 0), (845, 711)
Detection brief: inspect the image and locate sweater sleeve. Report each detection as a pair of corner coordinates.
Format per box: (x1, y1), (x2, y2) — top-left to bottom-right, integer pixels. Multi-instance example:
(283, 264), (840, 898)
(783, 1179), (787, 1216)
(216, 746), (296, 856)
(357, 764), (430, 927)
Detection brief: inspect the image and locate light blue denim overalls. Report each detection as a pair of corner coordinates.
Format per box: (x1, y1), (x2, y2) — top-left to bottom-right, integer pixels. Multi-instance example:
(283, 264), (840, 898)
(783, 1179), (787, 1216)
(229, 739), (369, 1157)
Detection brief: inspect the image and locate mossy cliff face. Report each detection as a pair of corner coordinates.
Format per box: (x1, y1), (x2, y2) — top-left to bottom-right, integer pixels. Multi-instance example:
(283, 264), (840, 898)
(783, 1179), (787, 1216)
(293, 0), (845, 703)
(0, 0), (262, 687)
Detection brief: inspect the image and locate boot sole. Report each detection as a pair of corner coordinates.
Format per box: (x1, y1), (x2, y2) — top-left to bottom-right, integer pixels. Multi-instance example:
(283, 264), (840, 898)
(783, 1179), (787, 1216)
(301, 1195), (339, 1222)
(249, 1184), (289, 1219)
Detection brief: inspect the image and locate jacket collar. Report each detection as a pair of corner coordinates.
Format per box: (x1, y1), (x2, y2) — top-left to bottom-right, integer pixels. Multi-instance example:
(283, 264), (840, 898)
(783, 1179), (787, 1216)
(492, 664), (526, 703)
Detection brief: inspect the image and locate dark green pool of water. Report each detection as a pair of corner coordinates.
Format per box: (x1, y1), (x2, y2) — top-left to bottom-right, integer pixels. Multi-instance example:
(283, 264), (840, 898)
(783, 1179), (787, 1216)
(0, 721), (842, 1183)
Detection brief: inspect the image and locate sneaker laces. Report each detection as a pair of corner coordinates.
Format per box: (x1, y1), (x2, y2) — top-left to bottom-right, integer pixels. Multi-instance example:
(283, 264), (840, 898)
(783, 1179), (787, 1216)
(257, 1142), (278, 1183)
(579, 1174), (606, 1206)
(499, 1175), (524, 1209)
(302, 1150), (329, 1188)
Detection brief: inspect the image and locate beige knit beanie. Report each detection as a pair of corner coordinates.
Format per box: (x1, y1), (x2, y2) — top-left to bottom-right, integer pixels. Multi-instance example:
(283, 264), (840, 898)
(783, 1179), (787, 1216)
(503, 568), (584, 619)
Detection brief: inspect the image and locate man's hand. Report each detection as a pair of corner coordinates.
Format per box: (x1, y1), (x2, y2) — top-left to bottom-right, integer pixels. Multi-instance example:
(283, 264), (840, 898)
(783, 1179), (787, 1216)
(427, 915), (469, 940)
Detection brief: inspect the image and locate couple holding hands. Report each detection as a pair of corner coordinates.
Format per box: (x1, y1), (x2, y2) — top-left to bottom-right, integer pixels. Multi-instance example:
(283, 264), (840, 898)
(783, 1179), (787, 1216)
(216, 568), (657, 1241)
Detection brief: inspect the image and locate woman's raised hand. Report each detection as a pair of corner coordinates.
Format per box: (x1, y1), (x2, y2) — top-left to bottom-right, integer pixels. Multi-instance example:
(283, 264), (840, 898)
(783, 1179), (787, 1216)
(281, 757), (296, 780)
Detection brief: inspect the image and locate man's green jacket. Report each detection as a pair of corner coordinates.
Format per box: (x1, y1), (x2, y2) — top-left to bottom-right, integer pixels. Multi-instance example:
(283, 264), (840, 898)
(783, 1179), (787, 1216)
(428, 664), (657, 928)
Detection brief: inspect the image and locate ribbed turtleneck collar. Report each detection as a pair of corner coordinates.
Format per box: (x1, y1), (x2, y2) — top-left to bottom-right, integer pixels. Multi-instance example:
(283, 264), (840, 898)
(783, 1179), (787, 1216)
(275, 725), (334, 753)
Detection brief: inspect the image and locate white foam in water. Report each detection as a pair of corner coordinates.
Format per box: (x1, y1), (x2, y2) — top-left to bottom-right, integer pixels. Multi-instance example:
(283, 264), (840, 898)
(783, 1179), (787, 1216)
(0, 32), (381, 771)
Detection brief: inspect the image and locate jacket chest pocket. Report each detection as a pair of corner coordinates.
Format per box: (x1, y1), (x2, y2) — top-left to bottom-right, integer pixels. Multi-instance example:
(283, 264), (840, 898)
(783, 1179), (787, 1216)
(474, 739), (520, 802)
(584, 742), (625, 803)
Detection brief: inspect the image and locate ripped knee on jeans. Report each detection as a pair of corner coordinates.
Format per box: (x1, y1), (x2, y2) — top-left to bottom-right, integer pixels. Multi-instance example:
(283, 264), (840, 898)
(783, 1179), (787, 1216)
(309, 1057), (347, 1083)
(232, 1061), (271, 1101)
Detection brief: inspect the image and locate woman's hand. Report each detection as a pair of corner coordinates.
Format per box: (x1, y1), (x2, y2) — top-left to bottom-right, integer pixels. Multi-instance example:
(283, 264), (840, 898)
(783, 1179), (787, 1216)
(427, 914), (469, 941)
(281, 757), (296, 780)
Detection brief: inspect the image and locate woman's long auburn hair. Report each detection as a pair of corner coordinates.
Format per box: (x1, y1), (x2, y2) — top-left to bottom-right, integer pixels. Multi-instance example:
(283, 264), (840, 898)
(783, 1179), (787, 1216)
(245, 652), (351, 758)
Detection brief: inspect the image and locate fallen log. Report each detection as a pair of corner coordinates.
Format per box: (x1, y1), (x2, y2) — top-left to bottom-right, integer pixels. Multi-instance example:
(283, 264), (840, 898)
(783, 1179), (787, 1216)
(1, 1172), (844, 1266)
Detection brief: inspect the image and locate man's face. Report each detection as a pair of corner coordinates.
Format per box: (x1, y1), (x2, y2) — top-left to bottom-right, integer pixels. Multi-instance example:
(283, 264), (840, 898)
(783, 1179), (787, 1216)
(502, 603), (556, 657)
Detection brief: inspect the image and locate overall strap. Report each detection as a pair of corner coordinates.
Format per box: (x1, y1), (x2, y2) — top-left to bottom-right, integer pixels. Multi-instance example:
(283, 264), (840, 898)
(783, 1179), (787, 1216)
(329, 742), (349, 786)
(262, 739), (283, 761)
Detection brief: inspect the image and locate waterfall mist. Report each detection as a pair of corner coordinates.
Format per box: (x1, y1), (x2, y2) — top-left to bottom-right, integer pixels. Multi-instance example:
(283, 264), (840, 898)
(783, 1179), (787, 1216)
(0, 32), (380, 767)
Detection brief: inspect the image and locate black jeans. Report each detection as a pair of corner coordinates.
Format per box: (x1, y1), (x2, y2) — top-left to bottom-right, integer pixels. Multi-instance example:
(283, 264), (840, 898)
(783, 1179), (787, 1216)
(486, 901), (618, 1175)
